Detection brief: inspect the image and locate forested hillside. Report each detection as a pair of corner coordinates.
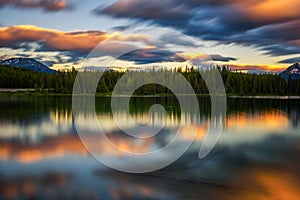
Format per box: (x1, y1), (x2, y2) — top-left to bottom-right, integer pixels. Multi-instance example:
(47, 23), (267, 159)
(1, 65), (300, 95)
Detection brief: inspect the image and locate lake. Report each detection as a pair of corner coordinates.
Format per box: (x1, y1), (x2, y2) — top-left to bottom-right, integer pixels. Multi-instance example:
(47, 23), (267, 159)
(0, 96), (299, 200)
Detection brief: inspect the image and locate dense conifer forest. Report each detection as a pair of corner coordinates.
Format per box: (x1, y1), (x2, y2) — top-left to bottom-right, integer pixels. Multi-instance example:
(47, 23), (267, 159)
(1, 65), (300, 95)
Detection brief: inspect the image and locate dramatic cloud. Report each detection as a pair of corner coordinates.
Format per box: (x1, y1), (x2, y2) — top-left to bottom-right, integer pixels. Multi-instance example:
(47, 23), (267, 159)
(210, 54), (237, 62)
(0, 25), (109, 53)
(261, 44), (300, 56)
(175, 52), (236, 65)
(159, 32), (198, 48)
(0, 25), (152, 66)
(0, 0), (75, 12)
(278, 57), (300, 64)
(118, 48), (186, 64)
(94, 0), (300, 57)
(0, 25), (149, 54)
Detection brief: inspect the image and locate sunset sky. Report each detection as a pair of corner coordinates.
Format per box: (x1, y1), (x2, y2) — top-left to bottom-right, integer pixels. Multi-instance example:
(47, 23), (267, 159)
(0, 0), (300, 72)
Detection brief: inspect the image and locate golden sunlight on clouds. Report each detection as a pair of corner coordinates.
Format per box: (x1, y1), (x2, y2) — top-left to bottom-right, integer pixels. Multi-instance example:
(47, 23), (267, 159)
(111, 32), (150, 42)
(228, 64), (287, 72)
(50, 63), (82, 71)
(179, 52), (207, 60)
(0, 25), (149, 53)
(0, 25), (108, 52)
(54, 0), (67, 9)
(242, 0), (300, 22)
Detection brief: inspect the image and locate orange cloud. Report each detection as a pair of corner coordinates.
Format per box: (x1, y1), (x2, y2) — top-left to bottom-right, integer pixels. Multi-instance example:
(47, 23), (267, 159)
(0, 25), (109, 52)
(0, 0), (72, 12)
(203, 0), (300, 24)
(0, 25), (148, 53)
(239, 0), (300, 22)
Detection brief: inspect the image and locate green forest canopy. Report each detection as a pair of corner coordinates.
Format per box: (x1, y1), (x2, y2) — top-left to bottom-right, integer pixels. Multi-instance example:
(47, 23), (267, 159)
(0, 65), (300, 95)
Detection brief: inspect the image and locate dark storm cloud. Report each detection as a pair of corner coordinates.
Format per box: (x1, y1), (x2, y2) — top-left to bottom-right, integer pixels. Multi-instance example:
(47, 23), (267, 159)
(261, 44), (300, 56)
(278, 57), (300, 64)
(0, 0), (76, 12)
(94, 0), (300, 57)
(44, 52), (85, 66)
(119, 48), (186, 64)
(93, 0), (189, 22)
(159, 32), (198, 47)
(111, 25), (132, 31)
(210, 54), (237, 62)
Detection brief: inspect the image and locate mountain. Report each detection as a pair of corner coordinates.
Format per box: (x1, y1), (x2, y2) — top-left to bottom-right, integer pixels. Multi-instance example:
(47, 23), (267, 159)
(0, 58), (55, 74)
(280, 63), (300, 80)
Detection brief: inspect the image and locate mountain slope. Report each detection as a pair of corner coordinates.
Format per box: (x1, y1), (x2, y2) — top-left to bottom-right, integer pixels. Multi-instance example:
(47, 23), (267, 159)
(280, 63), (300, 80)
(0, 58), (55, 74)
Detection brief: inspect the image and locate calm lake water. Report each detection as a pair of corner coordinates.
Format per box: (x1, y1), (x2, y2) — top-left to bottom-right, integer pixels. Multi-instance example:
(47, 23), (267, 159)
(0, 96), (300, 200)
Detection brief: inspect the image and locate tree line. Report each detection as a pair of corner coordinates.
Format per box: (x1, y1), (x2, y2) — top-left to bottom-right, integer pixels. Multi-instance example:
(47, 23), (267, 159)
(1, 64), (300, 95)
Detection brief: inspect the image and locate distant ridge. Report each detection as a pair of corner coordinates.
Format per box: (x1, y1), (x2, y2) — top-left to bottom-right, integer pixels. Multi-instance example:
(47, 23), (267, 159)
(280, 63), (300, 80)
(0, 58), (55, 74)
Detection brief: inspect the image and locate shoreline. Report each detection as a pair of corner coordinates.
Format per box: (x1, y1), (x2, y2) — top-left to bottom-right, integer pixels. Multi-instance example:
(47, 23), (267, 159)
(229, 95), (300, 99)
(1, 90), (300, 99)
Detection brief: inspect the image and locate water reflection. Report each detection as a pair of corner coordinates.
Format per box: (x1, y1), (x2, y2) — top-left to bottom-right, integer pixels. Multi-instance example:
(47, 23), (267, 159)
(0, 135), (88, 163)
(1, 172), (71, 200)
(233, 167), (300, 200)
(0, 96), (299, 199)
